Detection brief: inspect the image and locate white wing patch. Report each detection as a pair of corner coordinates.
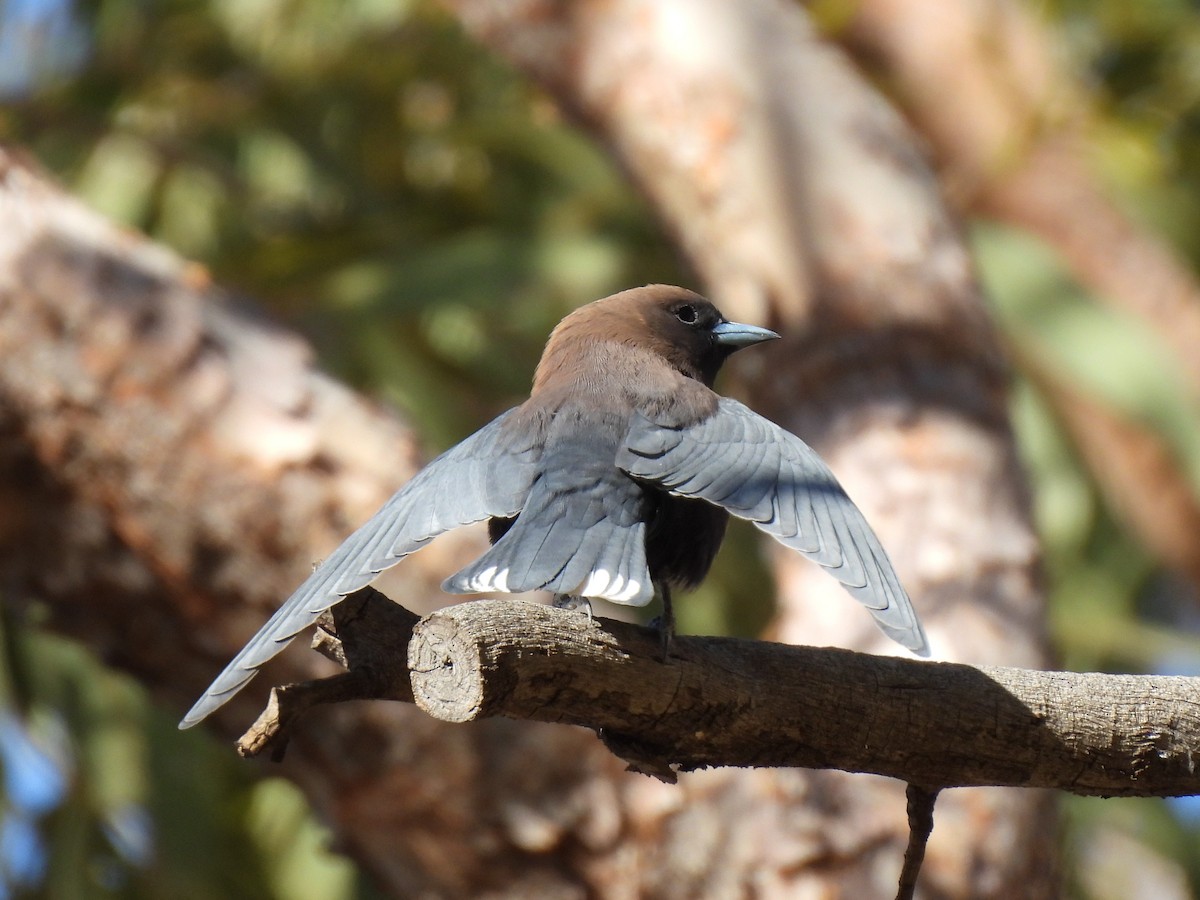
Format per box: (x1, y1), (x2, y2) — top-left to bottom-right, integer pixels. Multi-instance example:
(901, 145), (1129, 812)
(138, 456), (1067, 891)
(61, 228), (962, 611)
(576, 568), (648, 606)
(463, 565), (511, 593)
(580, 567), (614, 597)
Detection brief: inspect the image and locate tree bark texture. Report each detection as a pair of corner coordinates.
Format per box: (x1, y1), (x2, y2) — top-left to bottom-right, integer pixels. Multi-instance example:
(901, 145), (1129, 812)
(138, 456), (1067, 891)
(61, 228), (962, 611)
(841, 0), (1200, 594)
(248, 591), (1200, 799)
(407, 601), (1200, 797)
(1, 0), (1065, 894)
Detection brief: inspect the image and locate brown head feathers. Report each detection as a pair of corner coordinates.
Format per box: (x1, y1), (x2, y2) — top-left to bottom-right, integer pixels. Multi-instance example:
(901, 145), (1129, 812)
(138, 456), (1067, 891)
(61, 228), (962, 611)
(532, 285), (777, 395)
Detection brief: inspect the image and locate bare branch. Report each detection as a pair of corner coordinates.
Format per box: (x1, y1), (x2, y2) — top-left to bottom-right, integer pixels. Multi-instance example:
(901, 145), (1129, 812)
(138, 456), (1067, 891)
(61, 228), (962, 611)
(897, 784), (939, 900)
(244, 590), (1200, 799)
(235, 587), (418, 759)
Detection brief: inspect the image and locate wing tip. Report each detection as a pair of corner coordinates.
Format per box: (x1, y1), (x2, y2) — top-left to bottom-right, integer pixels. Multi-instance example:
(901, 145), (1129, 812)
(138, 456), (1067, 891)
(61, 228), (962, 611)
(887, 616), (931, 658)
(908, 632), (932, 658)
(178, 663), (264, 729)
(177, 697), (216, 730)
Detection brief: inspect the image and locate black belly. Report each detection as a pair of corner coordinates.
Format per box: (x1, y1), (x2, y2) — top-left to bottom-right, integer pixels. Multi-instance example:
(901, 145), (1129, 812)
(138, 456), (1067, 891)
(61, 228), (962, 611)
(644, 492), (728, 589)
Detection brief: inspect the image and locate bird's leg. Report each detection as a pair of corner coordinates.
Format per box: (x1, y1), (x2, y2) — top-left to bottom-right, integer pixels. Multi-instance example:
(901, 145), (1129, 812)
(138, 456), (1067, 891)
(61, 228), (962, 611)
(656, 583), (675, 660)
(552, 593), (593, 622)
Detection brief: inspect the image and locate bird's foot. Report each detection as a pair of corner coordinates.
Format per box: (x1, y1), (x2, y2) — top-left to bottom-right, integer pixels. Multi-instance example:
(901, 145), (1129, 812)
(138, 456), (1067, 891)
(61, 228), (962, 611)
(647, 616), (675, 661)
(552, 594), (593, 622)
(657, 620), (674, 662)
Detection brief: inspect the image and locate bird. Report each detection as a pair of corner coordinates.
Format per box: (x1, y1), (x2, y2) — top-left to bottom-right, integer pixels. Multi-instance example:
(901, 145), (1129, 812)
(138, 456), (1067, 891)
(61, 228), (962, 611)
(179, 284), (928, 728)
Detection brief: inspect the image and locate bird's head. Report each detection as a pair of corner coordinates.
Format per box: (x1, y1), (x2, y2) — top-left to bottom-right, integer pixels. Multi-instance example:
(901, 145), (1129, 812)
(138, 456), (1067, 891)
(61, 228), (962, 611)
(535, 285), (780, 391)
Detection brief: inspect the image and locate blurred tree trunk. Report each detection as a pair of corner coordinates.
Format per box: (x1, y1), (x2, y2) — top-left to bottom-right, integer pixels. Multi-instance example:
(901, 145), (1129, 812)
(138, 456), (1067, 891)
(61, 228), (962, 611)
(0, 1), (1055, 898)
(838, 0), (1200, 609)
(840, 0), (1200, 400)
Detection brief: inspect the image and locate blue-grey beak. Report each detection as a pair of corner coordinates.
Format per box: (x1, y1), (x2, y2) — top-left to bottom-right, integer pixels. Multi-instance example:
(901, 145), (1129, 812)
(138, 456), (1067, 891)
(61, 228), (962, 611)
(712, 320), (780, 348)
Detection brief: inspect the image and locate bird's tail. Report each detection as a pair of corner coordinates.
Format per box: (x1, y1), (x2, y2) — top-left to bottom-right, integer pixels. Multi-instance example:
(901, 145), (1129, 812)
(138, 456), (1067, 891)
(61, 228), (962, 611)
(442, 487), (655, 606)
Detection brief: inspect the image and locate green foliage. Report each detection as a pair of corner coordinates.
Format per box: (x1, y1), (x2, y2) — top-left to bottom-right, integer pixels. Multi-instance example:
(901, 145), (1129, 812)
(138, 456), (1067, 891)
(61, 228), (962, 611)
(0, 604), (362, 899)
(7, 0), (687, 450)
(1053, 0), (1200, 260)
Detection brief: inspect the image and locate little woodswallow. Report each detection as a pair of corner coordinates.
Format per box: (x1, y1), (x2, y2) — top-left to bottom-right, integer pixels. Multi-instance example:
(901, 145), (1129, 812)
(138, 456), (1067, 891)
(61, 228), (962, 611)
(180, 284), (929, 728)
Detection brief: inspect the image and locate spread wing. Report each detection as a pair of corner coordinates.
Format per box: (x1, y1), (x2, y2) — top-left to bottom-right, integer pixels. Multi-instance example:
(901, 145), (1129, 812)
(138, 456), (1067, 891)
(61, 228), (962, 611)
(179, 410), (539, 728)
(617, 398), (929, 655)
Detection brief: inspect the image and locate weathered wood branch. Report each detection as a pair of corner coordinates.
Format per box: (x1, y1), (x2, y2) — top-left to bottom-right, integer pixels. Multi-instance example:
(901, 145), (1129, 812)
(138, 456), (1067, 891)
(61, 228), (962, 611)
(236, 587), (420, 760)
(242, 588), (1200, 799)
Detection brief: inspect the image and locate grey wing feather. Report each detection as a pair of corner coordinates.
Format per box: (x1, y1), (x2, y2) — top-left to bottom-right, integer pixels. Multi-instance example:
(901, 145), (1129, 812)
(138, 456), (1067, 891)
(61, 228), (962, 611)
(617, 398), (929, 656)
(179, 410), (538, 728)
(443, 441), (654, 606)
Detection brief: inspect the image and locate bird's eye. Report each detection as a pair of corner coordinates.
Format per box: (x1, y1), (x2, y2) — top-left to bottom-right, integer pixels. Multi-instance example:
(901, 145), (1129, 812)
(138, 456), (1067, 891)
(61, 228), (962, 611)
(674, 304), (698, 325)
